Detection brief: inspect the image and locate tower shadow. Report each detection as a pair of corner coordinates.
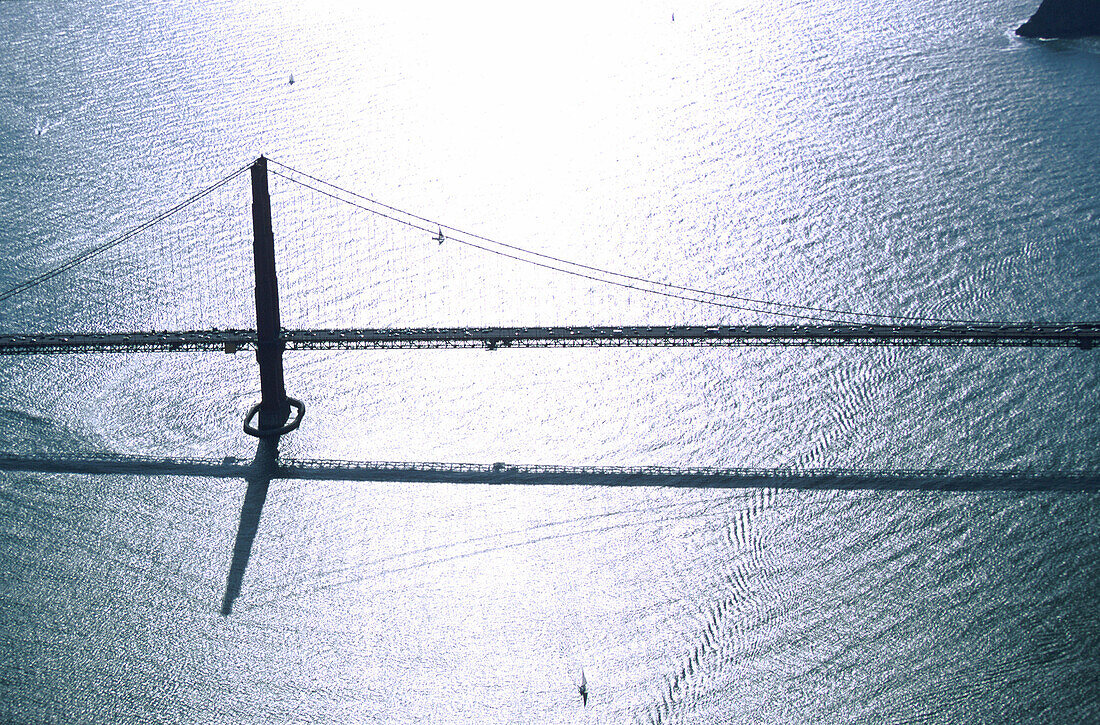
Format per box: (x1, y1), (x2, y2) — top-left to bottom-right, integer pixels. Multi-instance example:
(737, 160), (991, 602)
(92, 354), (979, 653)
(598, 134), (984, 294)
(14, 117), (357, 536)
(220, 438), (279, 616)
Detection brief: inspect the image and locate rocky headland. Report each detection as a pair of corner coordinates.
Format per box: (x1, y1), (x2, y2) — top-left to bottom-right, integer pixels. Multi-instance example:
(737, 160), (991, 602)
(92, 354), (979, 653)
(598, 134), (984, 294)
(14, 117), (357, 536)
(1017, 0), (1100, 38)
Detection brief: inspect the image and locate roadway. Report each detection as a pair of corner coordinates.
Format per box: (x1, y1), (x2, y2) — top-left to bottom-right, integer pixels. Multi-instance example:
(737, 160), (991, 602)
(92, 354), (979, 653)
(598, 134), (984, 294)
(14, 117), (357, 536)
(1, 323), (1098, 354)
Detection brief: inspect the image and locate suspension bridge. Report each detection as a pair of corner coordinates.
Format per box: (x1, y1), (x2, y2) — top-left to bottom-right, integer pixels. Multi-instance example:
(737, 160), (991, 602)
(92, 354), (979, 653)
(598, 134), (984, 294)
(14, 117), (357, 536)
(2, 156), (1097, 437)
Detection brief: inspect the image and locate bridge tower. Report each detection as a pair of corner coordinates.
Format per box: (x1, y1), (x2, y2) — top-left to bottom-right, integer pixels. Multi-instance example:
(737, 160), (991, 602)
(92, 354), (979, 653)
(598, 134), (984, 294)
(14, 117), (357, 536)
(243, 156), (304, 437)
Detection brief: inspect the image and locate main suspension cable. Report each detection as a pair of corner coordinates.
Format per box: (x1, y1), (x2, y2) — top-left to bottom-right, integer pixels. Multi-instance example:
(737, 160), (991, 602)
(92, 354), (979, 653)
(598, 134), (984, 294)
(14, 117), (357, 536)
(266, 158), (1007, 325)
(0, 161), (252, 304)
(268, 169), (856, 323)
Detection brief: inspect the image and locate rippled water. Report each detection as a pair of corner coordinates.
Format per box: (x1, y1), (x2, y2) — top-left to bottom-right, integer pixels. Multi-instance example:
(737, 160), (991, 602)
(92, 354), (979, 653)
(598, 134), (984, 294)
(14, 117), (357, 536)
(2, 0), (1099, 721)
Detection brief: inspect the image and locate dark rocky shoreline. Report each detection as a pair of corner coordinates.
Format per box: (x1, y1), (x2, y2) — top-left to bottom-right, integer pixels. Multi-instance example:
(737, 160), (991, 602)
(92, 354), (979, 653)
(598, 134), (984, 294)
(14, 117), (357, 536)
(1017, 0), (1100, 38)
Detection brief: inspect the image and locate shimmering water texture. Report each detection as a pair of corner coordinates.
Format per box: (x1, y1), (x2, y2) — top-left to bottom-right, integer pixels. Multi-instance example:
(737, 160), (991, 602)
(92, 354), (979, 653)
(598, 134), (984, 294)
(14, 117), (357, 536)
(1, 0), (1099, 722)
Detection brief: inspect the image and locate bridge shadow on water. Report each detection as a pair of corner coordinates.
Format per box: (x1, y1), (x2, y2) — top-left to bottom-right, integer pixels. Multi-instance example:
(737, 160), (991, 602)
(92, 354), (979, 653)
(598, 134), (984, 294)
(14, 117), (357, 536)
(1, 447), (1097, 615)
(1, 449), (1097, 491)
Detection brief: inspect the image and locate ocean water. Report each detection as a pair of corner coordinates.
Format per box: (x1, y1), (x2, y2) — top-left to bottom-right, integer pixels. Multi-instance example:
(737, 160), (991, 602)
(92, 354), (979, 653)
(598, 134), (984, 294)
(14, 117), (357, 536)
(1, 0), (1099, 722)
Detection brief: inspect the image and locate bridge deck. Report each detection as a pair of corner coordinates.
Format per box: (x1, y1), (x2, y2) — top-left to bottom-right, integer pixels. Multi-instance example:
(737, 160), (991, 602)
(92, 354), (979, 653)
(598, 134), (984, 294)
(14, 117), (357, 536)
(0, 324), (1098, 354)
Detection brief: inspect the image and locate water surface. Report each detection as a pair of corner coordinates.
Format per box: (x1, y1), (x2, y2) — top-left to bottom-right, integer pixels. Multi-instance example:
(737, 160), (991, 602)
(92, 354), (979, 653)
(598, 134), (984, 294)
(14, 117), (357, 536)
(1, 0), (1099, 721)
